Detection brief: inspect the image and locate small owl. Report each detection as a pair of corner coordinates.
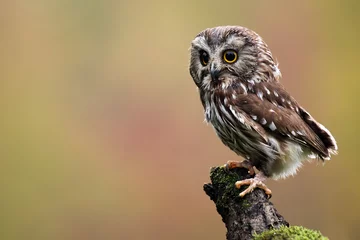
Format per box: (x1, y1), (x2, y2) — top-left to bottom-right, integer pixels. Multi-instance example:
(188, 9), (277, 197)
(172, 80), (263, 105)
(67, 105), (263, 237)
(189, 26), (338, 197)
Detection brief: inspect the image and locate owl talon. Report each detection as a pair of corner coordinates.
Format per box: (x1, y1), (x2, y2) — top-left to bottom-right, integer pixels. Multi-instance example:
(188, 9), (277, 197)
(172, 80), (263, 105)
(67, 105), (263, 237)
(225, 160), (255, 176)
(235, 174), (271, 198)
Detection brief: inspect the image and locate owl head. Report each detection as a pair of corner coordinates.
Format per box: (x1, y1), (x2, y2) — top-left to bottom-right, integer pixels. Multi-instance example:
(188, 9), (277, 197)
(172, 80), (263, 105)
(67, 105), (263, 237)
(189, 26), (281, 92)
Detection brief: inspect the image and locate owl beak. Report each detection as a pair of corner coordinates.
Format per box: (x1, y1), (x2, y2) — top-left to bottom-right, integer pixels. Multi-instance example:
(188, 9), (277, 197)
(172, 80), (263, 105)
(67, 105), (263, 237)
(210, 63), (221, 82)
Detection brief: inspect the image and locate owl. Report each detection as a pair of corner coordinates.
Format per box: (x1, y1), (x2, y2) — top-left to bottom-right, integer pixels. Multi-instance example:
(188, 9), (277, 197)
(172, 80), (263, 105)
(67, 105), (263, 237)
(189, 26), (338, 197)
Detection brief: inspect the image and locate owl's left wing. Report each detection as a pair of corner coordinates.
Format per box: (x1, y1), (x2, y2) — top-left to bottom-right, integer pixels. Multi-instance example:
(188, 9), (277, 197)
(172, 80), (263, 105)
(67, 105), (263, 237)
(228, 82), (330, 158)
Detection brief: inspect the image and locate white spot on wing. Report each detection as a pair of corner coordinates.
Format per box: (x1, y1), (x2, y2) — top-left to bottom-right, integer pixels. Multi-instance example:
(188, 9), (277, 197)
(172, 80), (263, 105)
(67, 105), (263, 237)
(269, 109), (275, 113)
(264, 86), (271, 95)
(232, 94), (236, 99)
(257, 90), (263, 100)
(291, 130), (297, 136)
(296, 131), (304, 136)
(269, 121), (276, 131)
(260, 118), (267, 125)
(274, 91), (279, 97)
(251, 115), (257, 120)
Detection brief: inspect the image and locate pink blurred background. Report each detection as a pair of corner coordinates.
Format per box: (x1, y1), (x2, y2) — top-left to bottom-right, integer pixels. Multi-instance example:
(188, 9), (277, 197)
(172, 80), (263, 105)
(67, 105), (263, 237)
(1, 0), (359, 239)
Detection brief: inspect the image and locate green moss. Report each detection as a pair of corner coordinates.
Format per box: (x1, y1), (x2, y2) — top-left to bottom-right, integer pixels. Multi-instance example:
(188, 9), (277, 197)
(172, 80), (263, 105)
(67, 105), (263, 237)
(241, 199), (251, 209)
(253, 226), (328, 240)
(210, 167), (255, 210)
(210, 167), (241, 208)
(213, 166), (239, 184)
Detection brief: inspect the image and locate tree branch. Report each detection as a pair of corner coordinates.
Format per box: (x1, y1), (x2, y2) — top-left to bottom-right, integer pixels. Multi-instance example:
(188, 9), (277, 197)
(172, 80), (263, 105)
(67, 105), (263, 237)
(203, 166), (288, 240)
(203, 166), (328, 240)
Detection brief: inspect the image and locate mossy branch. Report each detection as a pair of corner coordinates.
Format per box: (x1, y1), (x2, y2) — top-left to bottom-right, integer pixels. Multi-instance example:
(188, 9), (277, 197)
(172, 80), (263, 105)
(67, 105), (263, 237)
(203, 166), (328, 240)
(253, 226), (328, 240)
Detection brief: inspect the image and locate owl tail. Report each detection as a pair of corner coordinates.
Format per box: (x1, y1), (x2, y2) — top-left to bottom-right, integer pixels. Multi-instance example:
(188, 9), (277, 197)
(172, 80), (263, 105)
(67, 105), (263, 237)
(299, 107), (338, 159)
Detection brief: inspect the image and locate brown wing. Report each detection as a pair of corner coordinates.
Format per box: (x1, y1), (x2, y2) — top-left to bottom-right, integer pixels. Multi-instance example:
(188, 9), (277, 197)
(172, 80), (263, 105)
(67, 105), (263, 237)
(229, 82), (331, 158)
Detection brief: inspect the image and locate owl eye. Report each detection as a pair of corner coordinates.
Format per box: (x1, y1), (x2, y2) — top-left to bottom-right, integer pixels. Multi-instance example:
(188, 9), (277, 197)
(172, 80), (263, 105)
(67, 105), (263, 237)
(199, 50), (209, 66)
(223, 50), (238, 63)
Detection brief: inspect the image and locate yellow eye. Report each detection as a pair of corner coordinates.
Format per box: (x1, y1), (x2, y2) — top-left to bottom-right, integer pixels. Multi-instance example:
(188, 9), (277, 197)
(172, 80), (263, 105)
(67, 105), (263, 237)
(199, 50), (209, 66)
(223, 50), (238, 63)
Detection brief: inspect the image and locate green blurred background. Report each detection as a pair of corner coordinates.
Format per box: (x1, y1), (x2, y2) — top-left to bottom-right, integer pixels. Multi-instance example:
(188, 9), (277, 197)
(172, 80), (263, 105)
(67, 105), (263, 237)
(1, 0), (359, 239)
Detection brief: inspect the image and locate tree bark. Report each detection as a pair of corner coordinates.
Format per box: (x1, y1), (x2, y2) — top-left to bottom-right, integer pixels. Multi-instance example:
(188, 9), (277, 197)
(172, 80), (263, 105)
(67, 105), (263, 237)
(203, 166), (289, 240)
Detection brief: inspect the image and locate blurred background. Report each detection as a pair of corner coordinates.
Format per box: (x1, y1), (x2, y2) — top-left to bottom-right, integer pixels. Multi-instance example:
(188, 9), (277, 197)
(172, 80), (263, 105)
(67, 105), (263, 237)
(1, 0), (359, 239)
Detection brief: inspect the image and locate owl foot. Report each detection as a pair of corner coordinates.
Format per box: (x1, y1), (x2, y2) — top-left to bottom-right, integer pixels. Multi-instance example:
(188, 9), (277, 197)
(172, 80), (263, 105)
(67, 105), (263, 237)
(224, 160), (255, 175)
(235, 173), (272, 198)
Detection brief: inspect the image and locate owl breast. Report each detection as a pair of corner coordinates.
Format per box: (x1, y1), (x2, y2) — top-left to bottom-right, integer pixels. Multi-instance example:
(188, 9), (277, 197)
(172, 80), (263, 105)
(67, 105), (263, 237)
(203, 91), (268, 162)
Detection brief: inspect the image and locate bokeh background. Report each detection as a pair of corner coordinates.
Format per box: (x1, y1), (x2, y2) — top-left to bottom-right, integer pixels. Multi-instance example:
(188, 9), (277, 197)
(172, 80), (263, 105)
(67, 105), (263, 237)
(1, 0), (359, 239)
